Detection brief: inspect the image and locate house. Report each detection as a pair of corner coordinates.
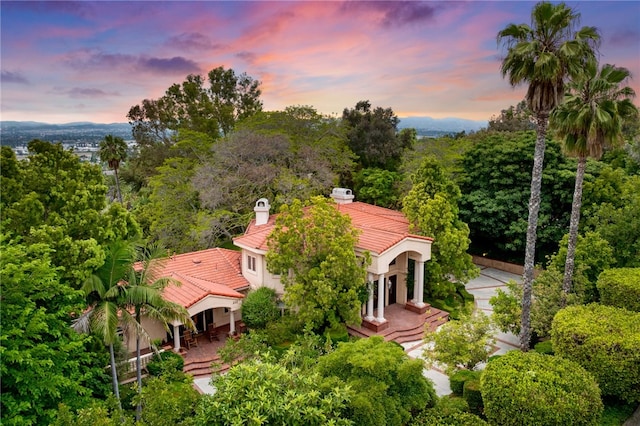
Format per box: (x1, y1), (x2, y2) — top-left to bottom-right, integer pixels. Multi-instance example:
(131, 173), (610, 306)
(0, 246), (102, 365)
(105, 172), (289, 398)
(134, 188), (436, 352)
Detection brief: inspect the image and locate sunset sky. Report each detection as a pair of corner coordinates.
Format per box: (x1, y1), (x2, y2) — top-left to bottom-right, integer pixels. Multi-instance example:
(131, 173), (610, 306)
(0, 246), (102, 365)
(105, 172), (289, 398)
(1, 1), (639, 124)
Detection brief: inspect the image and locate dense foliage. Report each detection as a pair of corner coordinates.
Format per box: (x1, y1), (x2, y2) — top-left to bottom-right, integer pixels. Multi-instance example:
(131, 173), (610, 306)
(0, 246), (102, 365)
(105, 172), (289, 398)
(481, 351), (603, 426)
(316, 337), (437, 426)
(458, 131), (574, 262)
(266, 196), (369, 331)
(551, 304), (640, 403)
(410, 411), (489, 426)
(342, 100), (413, 171)
(1, 142), (139, 288)
(404, 156), (478, 295)
(597, 268), (640, 312)
(195, 360), (353, 425)
(490, 232), (613, 340)
(241, 287), (280, 329)
(1, 240), (111, 425)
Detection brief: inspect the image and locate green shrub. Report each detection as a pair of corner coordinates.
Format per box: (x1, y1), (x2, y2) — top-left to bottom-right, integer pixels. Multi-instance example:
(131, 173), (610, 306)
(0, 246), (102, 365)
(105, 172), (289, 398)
(600, 400), (636, 426)
(597, 268), (640, 312)
(551, 304), (640, 403)
(456, 285), (475, 303)
(449, 370), (480, 396)
(241, 287), (280, 329)
(410, 410), (489, 426)
(263, 314), (301, 346)
(146, 350), (184, 376)
(481, 351), (603, 426)
(463, 379), (483, 416)
(324, 323), (349, 344)
(533, 340), (553, 355)
(434, 395), (470, 415)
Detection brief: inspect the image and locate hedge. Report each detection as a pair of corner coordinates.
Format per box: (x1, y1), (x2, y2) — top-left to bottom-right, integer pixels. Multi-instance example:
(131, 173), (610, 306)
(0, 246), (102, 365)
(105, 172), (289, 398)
(597, 268), (640, 312)
(481, 351), (603, 426)
(449, 370), (480, 396)
(551, 304), (640, 403)
(410, 411), (488, 426)
(463, 379), (483, 416)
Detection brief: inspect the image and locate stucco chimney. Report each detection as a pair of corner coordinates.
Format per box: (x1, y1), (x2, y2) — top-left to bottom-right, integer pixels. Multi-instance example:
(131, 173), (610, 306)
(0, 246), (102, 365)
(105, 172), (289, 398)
(254, 198), (271, 225)
(330, 188), (354, 204)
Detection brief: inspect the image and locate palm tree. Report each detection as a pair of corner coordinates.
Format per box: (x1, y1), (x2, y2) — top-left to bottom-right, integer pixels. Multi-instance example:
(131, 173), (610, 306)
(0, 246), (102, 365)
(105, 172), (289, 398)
(74, 240), (136, 411)
(99, 134), (128, 204)
(497, 1), (599, 350)
(122, 244), (193, 421)
(551, 62), (637, 302)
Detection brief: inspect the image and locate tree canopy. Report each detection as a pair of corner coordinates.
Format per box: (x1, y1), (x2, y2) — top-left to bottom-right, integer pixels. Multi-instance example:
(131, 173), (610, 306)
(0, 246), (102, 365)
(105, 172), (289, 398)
(403, 157), (477, 295)
(1, 239), (111, 425)
(342, 100), (413, 171)
(2, 140), (139, 288)
(266, 196), (369, 331)
(316, 337), (437, 426)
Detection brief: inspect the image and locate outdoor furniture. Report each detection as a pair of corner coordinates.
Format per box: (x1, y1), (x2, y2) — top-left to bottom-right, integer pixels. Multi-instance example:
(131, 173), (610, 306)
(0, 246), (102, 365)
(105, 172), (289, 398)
(183, 330), (199, 349)
(207, 323), (219, 342)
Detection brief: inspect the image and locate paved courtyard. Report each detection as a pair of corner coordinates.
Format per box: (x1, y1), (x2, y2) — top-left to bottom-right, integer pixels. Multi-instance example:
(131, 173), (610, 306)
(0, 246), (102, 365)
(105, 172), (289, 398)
(403, 265), (521, 396)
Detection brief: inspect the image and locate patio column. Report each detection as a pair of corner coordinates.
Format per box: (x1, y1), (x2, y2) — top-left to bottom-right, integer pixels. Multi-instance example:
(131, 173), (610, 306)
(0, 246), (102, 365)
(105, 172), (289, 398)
(416, 261), (425, 307)
(366, 273), (374, 321)
(172, 324), (180, 352)
(229, 309), (236, 335)
(377, 273), (386, 323)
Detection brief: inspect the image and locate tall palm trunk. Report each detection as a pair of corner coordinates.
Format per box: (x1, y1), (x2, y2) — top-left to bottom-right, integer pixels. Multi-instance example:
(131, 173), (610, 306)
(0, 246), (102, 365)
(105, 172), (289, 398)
(562, 155), (586, 303)
(114, 166), (123, 204)
(109, 343), (122, 411)
(135, 309), (142, 422)
(519, 113), (548, 351)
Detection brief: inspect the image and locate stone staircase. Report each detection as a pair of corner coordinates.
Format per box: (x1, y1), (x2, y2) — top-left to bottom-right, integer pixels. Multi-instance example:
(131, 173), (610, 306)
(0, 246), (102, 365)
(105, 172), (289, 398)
(347, 304), (449, 346)
(182, 353), (231, 378)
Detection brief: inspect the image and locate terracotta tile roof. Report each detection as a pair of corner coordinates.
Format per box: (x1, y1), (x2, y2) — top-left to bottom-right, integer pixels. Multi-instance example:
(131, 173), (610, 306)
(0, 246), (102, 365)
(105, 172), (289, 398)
(147, 248), (247, 309)
(233, 201), (433, 255)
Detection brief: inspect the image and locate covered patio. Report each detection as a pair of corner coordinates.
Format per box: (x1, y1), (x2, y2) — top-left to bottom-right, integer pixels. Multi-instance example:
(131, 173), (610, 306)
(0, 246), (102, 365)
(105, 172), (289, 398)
(179, 319), (247, 377)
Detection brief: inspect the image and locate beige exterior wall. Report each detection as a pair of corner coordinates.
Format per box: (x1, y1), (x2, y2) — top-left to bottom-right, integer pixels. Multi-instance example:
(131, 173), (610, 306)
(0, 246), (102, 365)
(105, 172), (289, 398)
(123, 315), (168, 353)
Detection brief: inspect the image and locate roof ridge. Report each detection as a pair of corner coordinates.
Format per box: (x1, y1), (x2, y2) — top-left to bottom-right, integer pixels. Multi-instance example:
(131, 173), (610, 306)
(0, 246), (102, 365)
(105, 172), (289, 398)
(170, 271), (213, 293)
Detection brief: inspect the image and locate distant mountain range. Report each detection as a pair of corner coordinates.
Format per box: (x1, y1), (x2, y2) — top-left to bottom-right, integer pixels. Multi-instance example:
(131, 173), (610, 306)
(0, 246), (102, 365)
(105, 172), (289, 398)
(1, 117), (487, 146)
(398, 116), (487, 135)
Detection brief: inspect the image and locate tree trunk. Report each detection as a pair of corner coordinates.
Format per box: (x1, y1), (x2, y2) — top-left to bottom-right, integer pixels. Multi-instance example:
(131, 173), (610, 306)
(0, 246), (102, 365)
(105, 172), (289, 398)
(114, 167), (123, 204)
(519, 113), (548, 351)
(136, 310), (142, 422)
(109, 343), (122, 411)
(562, 155), (586, 303)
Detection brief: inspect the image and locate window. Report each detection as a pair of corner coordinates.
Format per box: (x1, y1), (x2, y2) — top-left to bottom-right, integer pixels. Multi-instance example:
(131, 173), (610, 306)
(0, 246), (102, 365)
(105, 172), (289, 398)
(247, 255), (256, 272)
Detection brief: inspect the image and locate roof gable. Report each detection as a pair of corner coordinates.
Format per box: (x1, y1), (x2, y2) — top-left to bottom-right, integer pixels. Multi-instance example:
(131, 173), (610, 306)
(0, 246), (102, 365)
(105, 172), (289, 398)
(149, 248), (248, 308)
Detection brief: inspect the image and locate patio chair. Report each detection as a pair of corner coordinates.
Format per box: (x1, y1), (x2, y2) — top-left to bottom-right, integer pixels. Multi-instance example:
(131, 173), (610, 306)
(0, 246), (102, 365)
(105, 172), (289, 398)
(183, 330), (199, 350)
(207, 323), (219, 342)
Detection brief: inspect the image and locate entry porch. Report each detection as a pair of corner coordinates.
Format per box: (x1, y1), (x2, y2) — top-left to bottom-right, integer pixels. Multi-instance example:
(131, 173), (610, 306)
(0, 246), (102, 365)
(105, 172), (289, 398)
(348, 303), (449, 344)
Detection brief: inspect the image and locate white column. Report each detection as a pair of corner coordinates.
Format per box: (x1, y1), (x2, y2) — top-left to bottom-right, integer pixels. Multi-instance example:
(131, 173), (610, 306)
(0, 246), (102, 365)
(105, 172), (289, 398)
(366, 273), (374, 321)
(377, 273), (386, 323)
(229, 310), (236, 335)
(412, 261), (419, 304)
(173, 324), (180, 352)
(416, 261), (425, 307)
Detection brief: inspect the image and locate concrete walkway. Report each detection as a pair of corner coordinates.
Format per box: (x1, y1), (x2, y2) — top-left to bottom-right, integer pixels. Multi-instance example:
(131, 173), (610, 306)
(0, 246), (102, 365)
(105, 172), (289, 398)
(403, 265), (521, 396)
